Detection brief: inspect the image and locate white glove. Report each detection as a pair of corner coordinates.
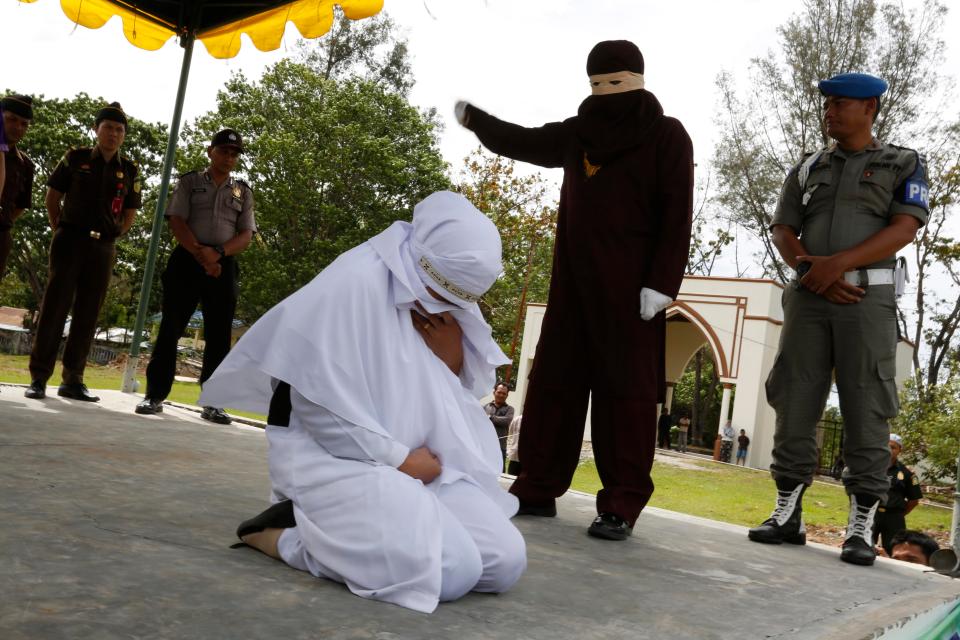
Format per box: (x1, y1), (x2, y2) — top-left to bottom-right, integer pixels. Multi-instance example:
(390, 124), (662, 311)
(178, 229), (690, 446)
(640, 288), (672, 321)
(454, 100), (470, 127)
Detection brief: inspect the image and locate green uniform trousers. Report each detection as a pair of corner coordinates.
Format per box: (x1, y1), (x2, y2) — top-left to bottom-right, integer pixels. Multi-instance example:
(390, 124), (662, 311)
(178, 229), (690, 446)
(765, 283), (898, 498)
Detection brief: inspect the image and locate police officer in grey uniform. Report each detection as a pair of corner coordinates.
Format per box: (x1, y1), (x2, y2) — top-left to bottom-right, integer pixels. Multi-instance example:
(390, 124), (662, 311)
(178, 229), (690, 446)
(747, 73), (929, 567)
(135, 129), (256, 424)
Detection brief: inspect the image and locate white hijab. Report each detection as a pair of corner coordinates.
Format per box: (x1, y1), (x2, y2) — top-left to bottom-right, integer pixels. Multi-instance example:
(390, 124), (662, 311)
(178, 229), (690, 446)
(200, 192), (511, 475)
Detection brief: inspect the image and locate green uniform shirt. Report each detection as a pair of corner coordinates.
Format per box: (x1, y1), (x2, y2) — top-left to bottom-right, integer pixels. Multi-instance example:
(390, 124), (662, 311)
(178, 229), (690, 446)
(47, 147), (141, 239)
(882, 459), (923, 512)
(772, 140), (929, 269)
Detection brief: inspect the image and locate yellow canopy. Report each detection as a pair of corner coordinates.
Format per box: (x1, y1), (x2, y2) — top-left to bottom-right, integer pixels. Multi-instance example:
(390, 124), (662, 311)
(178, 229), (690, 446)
(19, 0), (384, 59)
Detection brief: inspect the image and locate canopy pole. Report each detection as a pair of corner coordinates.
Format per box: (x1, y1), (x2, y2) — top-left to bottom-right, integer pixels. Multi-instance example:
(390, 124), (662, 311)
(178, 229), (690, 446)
(121, 32), (196, 393)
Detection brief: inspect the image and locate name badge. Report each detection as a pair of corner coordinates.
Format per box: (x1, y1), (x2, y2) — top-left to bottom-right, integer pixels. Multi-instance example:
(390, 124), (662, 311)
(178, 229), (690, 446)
(192, 187), (207, 193)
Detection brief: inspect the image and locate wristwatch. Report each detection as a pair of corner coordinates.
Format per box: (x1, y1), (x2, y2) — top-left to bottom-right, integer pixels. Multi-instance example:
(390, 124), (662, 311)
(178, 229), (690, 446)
(214, 244), (226, 258)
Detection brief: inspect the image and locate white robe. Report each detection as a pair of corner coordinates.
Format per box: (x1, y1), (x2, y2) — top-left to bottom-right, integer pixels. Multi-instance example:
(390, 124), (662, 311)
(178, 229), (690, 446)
(201, 222), (524, 613)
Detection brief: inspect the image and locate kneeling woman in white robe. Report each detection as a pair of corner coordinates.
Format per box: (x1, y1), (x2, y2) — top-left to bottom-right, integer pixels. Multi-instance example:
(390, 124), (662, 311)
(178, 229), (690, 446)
(200, 191), (526, 613)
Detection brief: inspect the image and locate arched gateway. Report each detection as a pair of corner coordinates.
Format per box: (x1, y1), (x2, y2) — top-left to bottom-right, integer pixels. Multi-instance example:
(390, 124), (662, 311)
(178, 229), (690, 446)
(512, 275), (915, 470)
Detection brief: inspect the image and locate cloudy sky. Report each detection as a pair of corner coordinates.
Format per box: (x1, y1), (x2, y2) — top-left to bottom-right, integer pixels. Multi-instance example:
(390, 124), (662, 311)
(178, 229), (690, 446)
(8, 1), (956, 165)
(2, 0), (958, 277)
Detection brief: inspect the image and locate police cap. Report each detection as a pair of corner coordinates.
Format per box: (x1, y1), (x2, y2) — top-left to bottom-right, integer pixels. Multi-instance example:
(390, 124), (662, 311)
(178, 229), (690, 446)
(210, 129), (244, 152)
(817, 73), (888, 99)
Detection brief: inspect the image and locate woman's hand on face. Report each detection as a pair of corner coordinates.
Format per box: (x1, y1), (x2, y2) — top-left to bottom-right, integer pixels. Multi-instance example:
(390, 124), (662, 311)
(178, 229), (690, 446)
(411, 301), (464, 375)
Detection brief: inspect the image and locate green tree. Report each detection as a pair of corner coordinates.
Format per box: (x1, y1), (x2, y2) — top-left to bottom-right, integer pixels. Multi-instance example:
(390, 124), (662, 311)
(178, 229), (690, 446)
(456, 149), (557, 383)
(179, 12), (449, 323)
(712, 0), (960, 402)
(670, 347), (724, 446)
(3, 92), (167, 332)
(893, 376), (960, 482)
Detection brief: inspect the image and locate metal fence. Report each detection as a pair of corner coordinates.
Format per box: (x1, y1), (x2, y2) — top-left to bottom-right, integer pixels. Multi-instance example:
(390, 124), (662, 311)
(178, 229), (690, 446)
(816, 419), (844, 479)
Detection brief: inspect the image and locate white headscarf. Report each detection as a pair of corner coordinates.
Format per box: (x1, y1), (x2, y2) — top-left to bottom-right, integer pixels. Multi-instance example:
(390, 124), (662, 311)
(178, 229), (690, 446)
(200, 192), (511, 477)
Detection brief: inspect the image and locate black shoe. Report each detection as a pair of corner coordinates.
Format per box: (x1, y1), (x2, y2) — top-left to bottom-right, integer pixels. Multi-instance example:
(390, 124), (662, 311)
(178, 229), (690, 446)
(748, 482), (807, 545)
(840, 494), (879, 566)
(57, 383), (100, 402)
(201, 406), (232, 425)
(515, 499), (557, 517)
(24, 380), (46, 400)
(135, 398), (164, 415)
(587, 512), (633, 541)
(236, 500), (297, 539)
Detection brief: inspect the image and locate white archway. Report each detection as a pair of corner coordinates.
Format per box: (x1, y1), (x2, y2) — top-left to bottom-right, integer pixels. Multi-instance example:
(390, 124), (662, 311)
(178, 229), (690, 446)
(511, 276), (916, 470)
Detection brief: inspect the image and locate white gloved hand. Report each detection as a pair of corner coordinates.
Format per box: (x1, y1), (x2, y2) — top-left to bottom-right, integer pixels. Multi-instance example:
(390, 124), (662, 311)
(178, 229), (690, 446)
(454, 100), (470, 127)
(639, 288), (673, 321)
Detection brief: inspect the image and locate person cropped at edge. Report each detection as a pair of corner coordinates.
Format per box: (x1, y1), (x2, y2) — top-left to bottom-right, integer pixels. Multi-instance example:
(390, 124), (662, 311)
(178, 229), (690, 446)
(456, 40), (694, 541)
(747, 73), (928, 567)
(873, 434), (922, 555)
(25, 102), (141, 402)
(135, 129), (256, 424)
(0, 95), (36, 284)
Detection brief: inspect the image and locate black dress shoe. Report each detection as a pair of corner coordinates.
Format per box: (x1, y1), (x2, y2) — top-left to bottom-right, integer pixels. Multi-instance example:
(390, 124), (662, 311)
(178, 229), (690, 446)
(201, 406), (232, 425)
(588, 512), (633, 541)
(515, 499), (557, 517)
(236, 500), (297, 539)
(24, 380), (46, 399)
(135, 398), (164, 415)
(58, 383), (100, 402)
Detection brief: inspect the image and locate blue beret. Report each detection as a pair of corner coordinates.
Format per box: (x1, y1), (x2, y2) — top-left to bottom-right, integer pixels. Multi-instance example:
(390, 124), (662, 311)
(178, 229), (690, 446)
(818, 73), (888, 98)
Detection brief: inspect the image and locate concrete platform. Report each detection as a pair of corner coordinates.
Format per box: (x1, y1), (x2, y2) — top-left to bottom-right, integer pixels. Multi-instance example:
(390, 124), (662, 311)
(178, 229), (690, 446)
(1, 384), (957, 640)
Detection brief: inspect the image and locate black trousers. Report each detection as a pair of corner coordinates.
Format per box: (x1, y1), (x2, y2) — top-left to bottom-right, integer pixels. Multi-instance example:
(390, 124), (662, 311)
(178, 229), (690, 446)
(0, 226), (12, 279)
(145, 245), (237, 402)
(29, 227), (115, 384)
(873, 509), (907, 555)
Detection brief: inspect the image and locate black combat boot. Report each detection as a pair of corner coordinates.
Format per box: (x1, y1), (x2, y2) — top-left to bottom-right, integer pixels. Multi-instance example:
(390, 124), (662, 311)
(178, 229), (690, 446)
(840, 493), (879, 566)
(748, 480), (807, 545)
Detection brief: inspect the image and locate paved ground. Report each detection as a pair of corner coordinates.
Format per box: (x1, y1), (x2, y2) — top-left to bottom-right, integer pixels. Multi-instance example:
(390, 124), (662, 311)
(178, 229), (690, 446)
(1, 384), (957, 640)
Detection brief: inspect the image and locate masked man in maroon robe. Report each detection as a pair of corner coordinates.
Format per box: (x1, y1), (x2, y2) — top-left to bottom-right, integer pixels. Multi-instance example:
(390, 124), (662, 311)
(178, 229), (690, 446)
(456, 40), (693, 540)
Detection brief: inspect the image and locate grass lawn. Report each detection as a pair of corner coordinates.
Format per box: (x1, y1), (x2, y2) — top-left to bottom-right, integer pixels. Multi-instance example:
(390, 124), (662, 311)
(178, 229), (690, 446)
(571, 457), (951, 536)
(0, 354), (266, 421)
(2, 353), (951, 537)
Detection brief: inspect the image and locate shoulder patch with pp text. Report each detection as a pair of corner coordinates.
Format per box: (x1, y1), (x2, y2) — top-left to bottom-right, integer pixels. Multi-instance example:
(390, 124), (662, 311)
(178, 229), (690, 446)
(896, 152), (930, 211)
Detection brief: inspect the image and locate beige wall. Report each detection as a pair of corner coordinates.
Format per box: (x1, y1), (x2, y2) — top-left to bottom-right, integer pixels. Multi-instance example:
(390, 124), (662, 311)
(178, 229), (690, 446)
(510, 276), (916, 472)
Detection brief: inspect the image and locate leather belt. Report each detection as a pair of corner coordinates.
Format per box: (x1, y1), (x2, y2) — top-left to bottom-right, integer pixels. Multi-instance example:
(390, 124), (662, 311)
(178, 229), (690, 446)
(58, 222), (115, 242)
(843, 268), (894, 286)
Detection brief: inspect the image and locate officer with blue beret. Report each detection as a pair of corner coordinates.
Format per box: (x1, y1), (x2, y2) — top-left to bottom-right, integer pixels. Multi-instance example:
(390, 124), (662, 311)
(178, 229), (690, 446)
(748, 72), (929, 567)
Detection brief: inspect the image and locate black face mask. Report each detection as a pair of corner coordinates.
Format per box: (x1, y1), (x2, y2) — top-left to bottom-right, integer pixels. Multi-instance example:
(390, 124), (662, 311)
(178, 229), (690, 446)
(574, 89), (664, 165)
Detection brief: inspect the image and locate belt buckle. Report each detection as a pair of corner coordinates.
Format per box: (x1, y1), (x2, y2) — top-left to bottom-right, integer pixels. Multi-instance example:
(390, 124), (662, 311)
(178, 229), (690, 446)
(89, 230), (101, 240)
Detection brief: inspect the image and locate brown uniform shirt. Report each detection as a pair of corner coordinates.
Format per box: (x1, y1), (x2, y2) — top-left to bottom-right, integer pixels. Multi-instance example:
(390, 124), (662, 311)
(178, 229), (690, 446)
(47, 147), (142, 238)
(0, 147), (35, 228)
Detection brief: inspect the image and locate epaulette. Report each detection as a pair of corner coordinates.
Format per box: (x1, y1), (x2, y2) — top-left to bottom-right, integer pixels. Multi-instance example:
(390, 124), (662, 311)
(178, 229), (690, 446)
(887, 143), (919, 153)
(235, 178), (251, 189)
(178, 170), (199, 179)
(60, 147), (90, 167)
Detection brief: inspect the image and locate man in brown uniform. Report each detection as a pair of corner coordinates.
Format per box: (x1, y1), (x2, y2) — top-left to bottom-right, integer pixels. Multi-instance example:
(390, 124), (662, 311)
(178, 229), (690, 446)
(135, 129), (255, 424)
(0, 95), (36, 280)
(24, 103), (141, 402)
(456, 40), (694, 540)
